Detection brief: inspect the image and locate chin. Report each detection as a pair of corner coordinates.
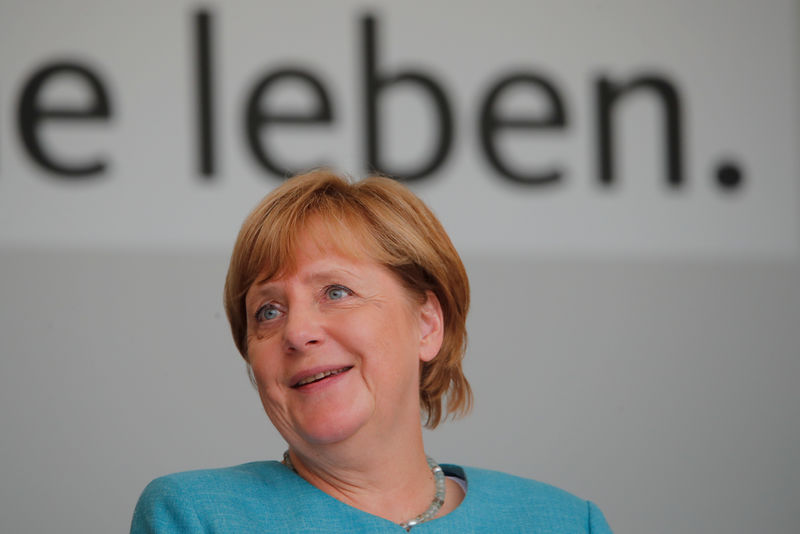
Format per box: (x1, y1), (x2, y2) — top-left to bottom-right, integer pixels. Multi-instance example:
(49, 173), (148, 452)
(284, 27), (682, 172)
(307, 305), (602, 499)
(294, 401), (375, 445)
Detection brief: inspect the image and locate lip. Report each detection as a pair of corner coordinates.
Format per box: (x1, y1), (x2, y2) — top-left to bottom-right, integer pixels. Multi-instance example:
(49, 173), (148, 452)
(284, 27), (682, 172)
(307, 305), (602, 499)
(289, 365), (354, 388)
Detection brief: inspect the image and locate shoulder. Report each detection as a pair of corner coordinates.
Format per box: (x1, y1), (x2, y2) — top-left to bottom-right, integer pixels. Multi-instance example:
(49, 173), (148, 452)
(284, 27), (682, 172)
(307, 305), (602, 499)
(136, 461), (291, 506)
(453, 464), (583, 504)
(131, 461), (295, 533)
(440, 464), (612, 533)
(142, 461), (287, 491)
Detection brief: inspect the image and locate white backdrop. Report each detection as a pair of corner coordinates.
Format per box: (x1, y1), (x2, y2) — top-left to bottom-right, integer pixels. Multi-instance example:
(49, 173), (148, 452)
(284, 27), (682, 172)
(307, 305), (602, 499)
(1, 2), (799, 533)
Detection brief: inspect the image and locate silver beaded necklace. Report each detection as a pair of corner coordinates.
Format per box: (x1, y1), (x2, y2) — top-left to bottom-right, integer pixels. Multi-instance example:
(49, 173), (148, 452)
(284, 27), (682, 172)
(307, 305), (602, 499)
(281, 450), (446, 531)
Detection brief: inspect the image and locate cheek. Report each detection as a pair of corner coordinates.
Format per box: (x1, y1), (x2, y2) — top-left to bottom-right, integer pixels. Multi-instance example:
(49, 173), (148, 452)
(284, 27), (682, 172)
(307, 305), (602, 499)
(248, 346), (282, 394)
(361, 316), (421, 374)
(251, 362), (289, 424)
(250, 366), (271, 402)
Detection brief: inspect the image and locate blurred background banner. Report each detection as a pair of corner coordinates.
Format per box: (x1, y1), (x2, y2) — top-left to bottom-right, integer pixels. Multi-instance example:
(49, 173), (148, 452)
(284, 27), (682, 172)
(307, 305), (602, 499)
(0, 0), (797, 256)
(1, 2), (799, 534)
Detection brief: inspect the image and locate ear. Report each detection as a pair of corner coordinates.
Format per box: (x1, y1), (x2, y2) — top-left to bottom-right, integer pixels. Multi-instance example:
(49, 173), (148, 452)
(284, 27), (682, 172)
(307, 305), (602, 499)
(418, 290), (444, 363)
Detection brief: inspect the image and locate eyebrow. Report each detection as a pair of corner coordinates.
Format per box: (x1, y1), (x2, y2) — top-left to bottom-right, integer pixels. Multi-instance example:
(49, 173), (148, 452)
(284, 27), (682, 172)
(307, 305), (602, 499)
(249, 267), (363, 295)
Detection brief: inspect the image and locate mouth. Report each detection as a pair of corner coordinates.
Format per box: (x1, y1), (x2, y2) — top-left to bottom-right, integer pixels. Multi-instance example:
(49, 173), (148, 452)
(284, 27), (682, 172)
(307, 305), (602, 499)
(291, 366), (353, 388)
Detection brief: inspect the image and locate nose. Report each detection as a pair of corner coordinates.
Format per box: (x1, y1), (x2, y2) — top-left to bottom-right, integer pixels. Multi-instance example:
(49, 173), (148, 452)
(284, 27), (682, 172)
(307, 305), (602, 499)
(282, 305), (324, 353)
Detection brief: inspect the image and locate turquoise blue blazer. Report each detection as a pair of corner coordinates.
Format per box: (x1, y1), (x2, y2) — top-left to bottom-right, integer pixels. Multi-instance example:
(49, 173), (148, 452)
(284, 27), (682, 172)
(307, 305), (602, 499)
(132, 461), (612, 533)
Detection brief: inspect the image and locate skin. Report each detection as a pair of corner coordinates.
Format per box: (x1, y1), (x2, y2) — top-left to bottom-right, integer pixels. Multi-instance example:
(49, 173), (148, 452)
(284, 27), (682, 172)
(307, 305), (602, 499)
(243, 224), (463, 524)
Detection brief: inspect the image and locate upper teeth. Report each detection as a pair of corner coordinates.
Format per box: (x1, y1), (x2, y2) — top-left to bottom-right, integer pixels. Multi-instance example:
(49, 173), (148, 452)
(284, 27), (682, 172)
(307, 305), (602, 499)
(296, 367), (348, 387)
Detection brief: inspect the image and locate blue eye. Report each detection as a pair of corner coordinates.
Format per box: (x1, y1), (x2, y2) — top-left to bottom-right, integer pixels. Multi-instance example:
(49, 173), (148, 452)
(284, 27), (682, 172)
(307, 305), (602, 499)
(256, 305), (282, 322)
(326, 285), (351, 300)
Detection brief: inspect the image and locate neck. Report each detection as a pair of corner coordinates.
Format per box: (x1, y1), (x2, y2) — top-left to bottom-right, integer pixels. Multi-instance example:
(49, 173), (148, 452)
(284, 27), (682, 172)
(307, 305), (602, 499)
(285, 418), (437, 524)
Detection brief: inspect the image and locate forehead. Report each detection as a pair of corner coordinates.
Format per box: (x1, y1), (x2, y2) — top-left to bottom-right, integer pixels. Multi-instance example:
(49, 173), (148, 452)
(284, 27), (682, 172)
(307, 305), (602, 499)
(260, 214), (379, 283)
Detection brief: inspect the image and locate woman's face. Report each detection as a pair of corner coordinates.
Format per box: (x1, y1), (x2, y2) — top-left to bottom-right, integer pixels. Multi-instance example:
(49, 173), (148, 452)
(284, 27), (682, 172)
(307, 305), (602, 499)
(244, 226), (443, 450)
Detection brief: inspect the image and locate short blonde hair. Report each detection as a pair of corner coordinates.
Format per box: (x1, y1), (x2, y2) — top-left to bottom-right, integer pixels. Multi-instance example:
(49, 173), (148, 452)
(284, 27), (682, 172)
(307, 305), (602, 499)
(223, 170), (471, 428)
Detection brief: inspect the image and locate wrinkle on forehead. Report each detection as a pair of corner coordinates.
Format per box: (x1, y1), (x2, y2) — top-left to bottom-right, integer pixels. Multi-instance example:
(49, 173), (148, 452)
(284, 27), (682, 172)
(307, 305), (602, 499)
(255, 214), (378, 286)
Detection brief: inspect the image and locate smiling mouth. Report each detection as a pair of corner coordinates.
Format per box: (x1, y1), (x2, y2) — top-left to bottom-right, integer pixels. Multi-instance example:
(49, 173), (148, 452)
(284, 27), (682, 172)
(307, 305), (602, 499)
(292, 366), (353, 388)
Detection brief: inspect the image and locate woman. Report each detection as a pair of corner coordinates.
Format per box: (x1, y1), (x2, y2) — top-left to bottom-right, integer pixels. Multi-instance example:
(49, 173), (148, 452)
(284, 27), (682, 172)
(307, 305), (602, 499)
(131, 170), (612, 532)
